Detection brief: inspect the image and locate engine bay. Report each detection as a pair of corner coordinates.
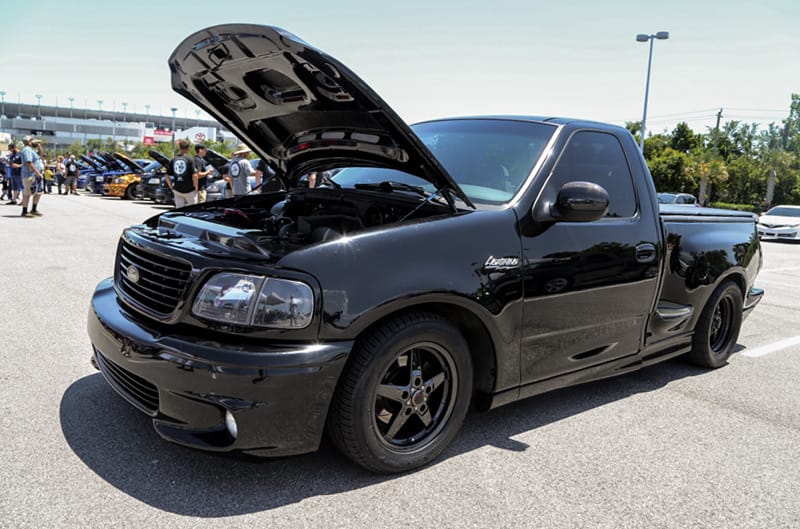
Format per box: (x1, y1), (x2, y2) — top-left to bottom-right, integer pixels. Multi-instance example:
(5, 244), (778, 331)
(145, 188), (451, 259)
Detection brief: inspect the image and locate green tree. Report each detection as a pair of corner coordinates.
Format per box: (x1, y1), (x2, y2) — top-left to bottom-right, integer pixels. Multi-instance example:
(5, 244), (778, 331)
(648, 147), (691, 192)
(685, 150), (728, 205)
(669, 122), (698, 153)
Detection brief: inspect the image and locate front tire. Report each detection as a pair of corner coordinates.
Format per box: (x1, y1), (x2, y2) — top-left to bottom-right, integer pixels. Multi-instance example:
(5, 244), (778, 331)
(327, 312), (473, 473)
(689, 280), (743, 368)
(124, 184), (137, 200)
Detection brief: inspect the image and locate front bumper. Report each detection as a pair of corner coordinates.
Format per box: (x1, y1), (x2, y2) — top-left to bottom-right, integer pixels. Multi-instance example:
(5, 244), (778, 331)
(757, 225), (800, 240)
(88, 278), (351, 457)
(103, 184), (126, 197)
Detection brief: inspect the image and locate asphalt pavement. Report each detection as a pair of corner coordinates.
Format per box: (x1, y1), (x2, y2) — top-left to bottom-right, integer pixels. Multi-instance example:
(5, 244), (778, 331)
(1, 192), (799, 528)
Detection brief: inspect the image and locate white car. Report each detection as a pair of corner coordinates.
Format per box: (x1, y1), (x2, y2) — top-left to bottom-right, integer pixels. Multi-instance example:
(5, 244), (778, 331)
(757, 205), (800, 241)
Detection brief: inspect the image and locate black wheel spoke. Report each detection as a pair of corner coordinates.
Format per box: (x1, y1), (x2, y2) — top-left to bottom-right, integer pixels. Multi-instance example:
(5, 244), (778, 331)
(424, 371), (446, 394)
(418, 408), (433, 427)
(385, 409), (412, 439)
(376, 384), (408, 405)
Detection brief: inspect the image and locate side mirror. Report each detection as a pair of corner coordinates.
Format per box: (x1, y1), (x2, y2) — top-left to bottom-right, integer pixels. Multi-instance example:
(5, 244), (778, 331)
(552, 181), (609, 222)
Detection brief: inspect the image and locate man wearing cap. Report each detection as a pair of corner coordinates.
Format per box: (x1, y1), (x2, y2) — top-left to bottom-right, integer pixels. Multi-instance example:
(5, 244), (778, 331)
(19, 136), (44, 217)
(194, 144), (213, 203)
(224, 143), (254, 197)
(165, 139), (198, 208)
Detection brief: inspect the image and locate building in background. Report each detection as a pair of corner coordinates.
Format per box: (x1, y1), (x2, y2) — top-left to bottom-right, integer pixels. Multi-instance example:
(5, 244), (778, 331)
(0, 100), (225, 150)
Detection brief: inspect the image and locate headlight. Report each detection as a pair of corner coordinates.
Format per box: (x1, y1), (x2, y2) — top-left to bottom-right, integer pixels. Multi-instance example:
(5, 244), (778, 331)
(148, 177), (161, 184)
(192, 272), (314, 329)
(114, 177), (126, 184)
(206, 182), (219, 192)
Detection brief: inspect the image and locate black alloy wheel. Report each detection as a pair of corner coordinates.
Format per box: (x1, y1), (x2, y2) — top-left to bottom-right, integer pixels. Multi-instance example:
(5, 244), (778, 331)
(373, 344), (456, 450)
(327, 312), (473, 473)
(689, 280), (743, 368)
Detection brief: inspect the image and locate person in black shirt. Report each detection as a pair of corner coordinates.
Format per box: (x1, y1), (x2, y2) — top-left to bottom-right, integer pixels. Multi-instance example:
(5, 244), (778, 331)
(193, 144), (212, 203)
(63, 155), (81, 195)
(165, 139), (198, 208)
(5, 143), (23, 205)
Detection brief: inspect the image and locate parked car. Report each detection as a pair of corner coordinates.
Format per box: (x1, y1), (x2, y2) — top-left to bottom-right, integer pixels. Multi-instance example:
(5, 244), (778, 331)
(82, 154), (128, 194)
(756, 205), (800, 241)
(657, 192), (699, 206)
(87, 24), (764, 474)
(133, 159), (166, 201)
(136, 150), (171, 203)
(102, 153), (145, 199)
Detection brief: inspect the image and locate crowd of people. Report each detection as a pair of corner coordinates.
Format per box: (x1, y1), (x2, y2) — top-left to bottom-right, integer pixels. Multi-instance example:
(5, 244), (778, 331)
(1, 136), (85, 218)
(1, 137), (310, 216)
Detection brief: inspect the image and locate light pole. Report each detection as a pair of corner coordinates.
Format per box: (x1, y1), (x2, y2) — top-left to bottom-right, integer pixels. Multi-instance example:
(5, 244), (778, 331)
(170, 107), (178, 157)
(0, 90), (5, 118)
(35, 94), (43, 118)
(97, 99), (103, 120)
(195, 109), (200, 127)
(68, 97), (74, 119)
(636, 31), (669, 152)
(145, 104), (150, 122)
(122, 101), (128, 123)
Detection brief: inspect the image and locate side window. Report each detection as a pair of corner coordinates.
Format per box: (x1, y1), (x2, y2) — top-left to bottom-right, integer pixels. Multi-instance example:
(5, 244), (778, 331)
(548, 131), (637, 218)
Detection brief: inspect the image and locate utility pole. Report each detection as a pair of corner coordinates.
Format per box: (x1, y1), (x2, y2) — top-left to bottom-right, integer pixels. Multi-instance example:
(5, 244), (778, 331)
(700, 108), (723, 207)
(713, 108), (723, 155)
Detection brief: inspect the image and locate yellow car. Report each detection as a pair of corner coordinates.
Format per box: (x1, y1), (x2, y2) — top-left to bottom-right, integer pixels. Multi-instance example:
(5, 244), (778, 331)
(102, 153), (143, 199)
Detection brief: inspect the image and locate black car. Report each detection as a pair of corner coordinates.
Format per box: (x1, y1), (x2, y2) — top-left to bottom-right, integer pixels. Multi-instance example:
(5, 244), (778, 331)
(88, 24), (763, 474)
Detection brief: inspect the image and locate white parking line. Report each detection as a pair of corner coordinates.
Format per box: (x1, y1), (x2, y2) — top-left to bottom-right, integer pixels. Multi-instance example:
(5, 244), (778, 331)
(759, 267), (800, 274)
(740, 336), (800, 358)
(755, 277), (794, 286)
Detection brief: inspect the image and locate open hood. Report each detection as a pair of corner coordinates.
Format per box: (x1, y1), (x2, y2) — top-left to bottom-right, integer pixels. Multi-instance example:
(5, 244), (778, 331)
(79, 155), (102, 172)
(96, 153), (123, 171)
(148, 150), (171, 168)
(204, 148), (230, 171)
(168, 24), (472, 207)
(113, 152), (144, 173)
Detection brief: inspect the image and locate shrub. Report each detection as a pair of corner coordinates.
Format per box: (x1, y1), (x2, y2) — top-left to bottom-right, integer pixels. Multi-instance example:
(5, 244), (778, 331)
(707, 202), (761, 213)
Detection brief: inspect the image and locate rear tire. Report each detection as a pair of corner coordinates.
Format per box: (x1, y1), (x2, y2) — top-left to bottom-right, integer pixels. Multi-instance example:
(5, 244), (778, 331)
(689, 280), (743, 368)
(327, 312), (473, 473)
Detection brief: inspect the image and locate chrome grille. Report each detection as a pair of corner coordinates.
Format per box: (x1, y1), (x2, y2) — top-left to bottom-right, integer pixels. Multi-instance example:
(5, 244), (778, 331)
(95, 349), (159, 416)
(117, 239), (192, 316)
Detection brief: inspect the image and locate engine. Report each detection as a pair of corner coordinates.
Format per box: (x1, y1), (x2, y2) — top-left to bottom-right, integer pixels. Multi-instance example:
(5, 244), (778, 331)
(150, 189), (445, 258)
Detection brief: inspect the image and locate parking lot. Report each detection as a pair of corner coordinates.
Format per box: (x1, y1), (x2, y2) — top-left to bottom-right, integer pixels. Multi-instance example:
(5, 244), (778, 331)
(2, 193), (799, 529)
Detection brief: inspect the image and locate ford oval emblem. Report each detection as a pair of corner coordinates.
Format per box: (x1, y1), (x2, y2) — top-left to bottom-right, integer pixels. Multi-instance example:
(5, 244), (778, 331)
(126, 265), (140, 284)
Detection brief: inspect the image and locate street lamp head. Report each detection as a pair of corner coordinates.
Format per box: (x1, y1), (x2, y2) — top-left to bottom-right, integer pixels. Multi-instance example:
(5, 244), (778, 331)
(636, 34), (650, 42)
(655, 31), (670, 40)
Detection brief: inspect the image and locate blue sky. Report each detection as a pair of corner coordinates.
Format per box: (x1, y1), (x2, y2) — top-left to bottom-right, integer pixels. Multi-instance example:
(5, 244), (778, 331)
(2, 0), (798, 135)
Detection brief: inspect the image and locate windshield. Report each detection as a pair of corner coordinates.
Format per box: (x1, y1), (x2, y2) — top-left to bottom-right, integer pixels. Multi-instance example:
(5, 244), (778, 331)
(331, 119), (555, 205)
(765, 206), (800, 217)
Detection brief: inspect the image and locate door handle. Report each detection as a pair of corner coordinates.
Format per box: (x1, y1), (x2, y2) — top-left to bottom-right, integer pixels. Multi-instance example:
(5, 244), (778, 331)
(635, 243), (657, 263)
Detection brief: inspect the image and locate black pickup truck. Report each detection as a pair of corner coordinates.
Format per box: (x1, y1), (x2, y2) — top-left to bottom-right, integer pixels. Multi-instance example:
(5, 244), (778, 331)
(87, 24), (763, 473)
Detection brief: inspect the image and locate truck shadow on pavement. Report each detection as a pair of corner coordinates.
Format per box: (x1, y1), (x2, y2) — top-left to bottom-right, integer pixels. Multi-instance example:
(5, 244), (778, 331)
(60, 359), (710, 516)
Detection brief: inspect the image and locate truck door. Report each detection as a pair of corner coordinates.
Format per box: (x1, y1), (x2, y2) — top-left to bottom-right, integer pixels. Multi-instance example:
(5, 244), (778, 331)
(519, 129), (660, 384)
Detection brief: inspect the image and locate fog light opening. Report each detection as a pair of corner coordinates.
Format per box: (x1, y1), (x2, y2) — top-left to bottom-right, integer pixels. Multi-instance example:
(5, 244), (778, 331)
(225, 410), (238, 439)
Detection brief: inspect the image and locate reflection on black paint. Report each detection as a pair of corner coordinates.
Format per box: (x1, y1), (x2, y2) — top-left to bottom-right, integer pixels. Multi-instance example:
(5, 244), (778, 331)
(522, 241), (652, 297)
